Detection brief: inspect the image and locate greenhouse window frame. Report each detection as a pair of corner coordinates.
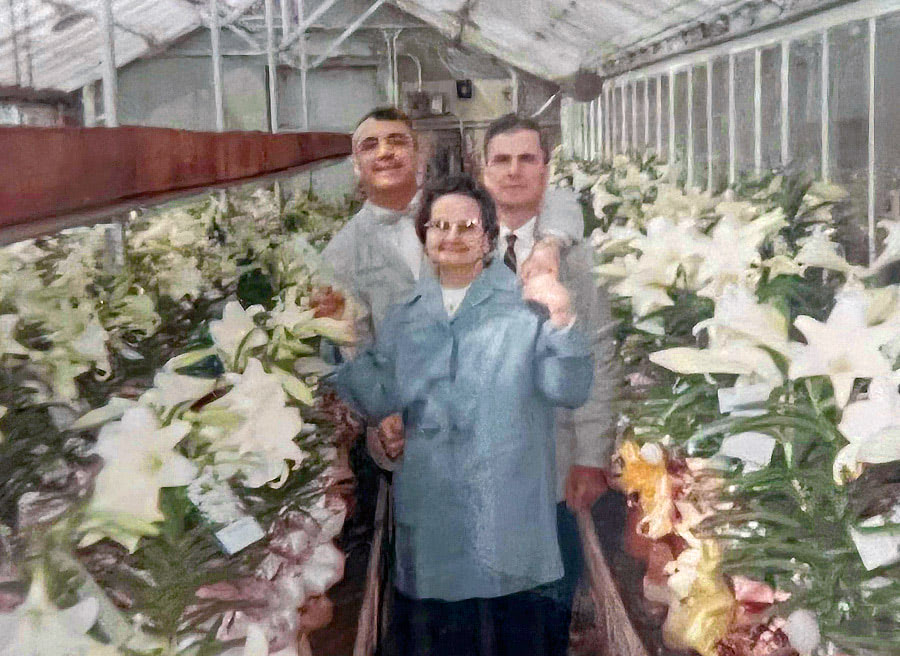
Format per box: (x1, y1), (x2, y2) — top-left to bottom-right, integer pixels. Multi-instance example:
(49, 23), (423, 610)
(564, 0), (900, 264)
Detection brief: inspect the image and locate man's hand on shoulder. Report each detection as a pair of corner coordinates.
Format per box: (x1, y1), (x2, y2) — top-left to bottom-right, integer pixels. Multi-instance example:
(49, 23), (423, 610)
(565, 465), (608, 511)
(519, 237), (561, 283)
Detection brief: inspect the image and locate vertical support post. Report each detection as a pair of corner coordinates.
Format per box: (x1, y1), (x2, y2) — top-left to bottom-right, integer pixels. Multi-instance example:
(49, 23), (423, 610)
(597, 94), (603, 160)
(781, 40), (790, 167)
(281, 0), (291, 38)
(631, 81), (637, 153)
(644, 77), (650, 149)
(603, 82), (615, 160)
(265, 0), (278, 133)
(868, 17), (876, 265)
(754, 47), (762, 175)
(561, 97), (572, 157)
(668, 70), (675, 174)
(729, 53), (736, 186)
(611, 83), (618, 156)
(821, 30), (830, 182)
(210, 0), (225, 132)
(297, 0), (309, 130)
(687, 67), (694, 188)
(656, 76), (662, 156)
(82, 83), (97, 127)
(99, 0), (118, 127)
(707, 60), (714, 191)
(588, 100), (596, 159)
(7, 0), (21, 86)
(621, 81), (627, 154)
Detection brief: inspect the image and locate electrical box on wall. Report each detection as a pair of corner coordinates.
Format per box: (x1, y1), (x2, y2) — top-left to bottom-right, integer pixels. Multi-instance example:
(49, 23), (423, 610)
(430, 94), (445, 115)
(456, 79), (473, 99)
(406, 91), (431, 118)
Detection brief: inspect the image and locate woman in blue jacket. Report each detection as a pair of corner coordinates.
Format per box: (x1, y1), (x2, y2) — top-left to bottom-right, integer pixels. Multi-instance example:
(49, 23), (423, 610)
(333, 174), (593, 655)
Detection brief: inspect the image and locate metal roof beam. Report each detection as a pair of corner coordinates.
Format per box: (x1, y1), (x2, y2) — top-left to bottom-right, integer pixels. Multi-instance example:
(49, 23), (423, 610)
(388, 0), (558, 80)
(309, 0), (385, 68)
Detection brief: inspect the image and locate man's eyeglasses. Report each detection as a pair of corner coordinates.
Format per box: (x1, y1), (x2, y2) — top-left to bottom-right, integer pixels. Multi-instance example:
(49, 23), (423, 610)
(425, 218), (482, 235)
(354, 134), (415, 155)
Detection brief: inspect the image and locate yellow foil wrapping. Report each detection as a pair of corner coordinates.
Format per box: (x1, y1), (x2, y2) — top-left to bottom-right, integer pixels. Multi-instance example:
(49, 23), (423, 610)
(661, 541), (736, 656)
(618, 441), (674, 539)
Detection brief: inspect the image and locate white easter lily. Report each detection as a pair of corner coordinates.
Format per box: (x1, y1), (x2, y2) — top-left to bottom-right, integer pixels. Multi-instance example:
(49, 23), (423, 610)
(205, 359), (306, 488)
(591, 186), (621, 217)
(650, 341), (783, 390)
(795, 226), (863, 276)
(714, 199), (758, 222)
(805, 180), (847, 205)
(871, 219), (900, 271)
(157, 254), (204, 300)
(140, 371), (217, 410)
(789, 289), (897, 407)
(835, 377), (900, 483)
(590, 224), (641, 256)
(268, 287), (311, 332)
(694, 217), (763, 299)
(71, 397), (138, 430)
(608, 254), (675, 317)
(693, 284), (790, 357)
(571, 168), (598, 191)
(606, 217), (706, 314)
(761, 255), (806, 278)
(86, 407), (196, 548)
(210, 302), (268, 368)
(0, 314), (29, 357)
(70, 319), (111, 375)
(0, 571), (116, 656)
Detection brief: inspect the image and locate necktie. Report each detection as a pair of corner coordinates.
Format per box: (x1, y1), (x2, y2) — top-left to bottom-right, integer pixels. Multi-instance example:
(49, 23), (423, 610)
(504, 233), (518, 272)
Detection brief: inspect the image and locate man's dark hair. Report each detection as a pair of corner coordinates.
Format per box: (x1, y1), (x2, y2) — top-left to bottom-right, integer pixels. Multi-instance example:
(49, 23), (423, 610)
(483, 113), (551, 164)
(355, 106), (414, 131)
(415, 174), (499, 252)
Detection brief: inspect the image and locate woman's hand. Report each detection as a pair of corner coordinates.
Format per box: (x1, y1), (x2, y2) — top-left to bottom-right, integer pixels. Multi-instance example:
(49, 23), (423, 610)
(522, 272), (574, 327)
(377, 414), (405, 459)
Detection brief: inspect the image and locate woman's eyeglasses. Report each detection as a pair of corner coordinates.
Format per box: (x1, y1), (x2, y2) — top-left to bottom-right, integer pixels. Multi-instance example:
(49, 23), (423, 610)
(425, 218), (482, 235)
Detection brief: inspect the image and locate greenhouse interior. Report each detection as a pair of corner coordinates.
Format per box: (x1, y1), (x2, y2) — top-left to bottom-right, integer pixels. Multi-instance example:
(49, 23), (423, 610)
(1, 0), (900, 655)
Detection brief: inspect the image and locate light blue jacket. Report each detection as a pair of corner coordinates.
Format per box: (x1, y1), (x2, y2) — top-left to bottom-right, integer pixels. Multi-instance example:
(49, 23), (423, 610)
(332, 260), (594, 601)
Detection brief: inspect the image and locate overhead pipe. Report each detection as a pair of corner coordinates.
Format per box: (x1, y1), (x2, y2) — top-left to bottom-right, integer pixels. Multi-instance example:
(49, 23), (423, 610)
(400, 53), (422, 91)
(505, 65), (519, 114)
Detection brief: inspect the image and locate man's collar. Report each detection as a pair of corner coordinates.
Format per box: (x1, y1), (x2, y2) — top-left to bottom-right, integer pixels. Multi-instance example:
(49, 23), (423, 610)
(499, 214), (537, 239)
(365, 190), (422, 225)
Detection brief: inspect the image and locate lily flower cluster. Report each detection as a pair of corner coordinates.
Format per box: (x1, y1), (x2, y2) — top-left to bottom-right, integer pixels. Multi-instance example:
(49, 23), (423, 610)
(555, 152), (900, 656)
(0, 187), (357, 656)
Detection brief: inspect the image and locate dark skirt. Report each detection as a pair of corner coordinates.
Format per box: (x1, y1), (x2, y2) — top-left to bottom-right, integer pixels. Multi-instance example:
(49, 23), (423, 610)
(381, 585), (570, 656)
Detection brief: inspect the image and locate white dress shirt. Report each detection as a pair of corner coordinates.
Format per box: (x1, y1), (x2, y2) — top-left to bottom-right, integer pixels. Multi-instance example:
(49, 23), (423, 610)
(497, 215), (537, 264)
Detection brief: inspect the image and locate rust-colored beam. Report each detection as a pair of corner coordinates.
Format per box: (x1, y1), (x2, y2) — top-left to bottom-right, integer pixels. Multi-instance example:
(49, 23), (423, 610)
(0, 126), (351, 242)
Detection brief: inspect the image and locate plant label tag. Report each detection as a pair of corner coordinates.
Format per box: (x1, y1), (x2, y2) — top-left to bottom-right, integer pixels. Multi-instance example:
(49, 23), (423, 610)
(851, 507), (900, 571)
(717, 432), (776, 470)
(718, 384), (772, 414)
(188, 472), (265, 555)
(215, 516), (266, 556)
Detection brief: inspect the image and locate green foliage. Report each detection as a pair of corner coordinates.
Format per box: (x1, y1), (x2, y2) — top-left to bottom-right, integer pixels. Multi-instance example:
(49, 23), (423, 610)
(236, 269), (276, 310)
